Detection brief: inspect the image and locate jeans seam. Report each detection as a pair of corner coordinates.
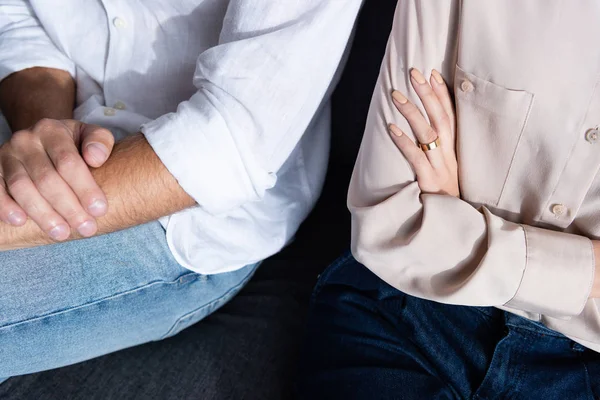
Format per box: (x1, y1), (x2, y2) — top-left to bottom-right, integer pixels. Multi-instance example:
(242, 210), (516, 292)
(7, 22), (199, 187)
(504, 322), (565, 339)
(0, 272), (200, 331)
(159, 263), (260, 339)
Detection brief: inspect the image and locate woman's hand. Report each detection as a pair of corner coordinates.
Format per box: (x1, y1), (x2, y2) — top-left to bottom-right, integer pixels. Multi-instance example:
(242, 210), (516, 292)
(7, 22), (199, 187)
(388, 68), (459, 197)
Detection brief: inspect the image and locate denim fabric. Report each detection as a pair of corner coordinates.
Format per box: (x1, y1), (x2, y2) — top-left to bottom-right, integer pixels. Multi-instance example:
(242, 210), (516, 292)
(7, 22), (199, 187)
(298, 252), (600, 400)
(0, 221), (258, 380)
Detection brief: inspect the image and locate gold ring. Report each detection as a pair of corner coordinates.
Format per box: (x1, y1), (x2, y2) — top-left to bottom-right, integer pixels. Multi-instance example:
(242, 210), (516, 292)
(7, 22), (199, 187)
(419, 137), (441, 151)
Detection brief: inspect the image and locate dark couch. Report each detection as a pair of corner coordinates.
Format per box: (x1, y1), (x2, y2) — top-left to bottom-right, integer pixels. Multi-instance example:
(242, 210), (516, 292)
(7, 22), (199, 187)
(0, 1), (397, 398)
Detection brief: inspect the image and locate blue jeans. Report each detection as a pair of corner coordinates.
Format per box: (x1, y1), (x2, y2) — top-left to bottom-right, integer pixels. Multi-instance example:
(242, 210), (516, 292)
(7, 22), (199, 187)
(298, 252), (600, 399)
(0, 222), (258, 382)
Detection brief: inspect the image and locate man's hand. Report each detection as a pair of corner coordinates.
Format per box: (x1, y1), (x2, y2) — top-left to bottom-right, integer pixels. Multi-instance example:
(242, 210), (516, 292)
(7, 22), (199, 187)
(0, 134), (196, 251)
(0, 119), (114, 240)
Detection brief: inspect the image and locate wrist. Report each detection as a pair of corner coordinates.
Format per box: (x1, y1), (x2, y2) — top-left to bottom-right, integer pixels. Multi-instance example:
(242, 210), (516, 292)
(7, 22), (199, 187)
(0, 67), (75, 131)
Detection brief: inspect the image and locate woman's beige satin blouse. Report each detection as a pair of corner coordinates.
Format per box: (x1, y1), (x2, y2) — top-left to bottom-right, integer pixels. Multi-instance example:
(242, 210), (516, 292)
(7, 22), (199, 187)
(349, 0), (600, 351)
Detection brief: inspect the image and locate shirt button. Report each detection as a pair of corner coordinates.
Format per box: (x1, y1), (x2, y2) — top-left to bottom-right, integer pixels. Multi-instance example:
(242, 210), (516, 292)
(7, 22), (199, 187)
(114, 101), (126, 110)
(585, 128), (599, 144)
(103, 107), (116, 117)
(460, 79), (474, 93)
(551, 203), (567, 217)
(113, 17), (127, 29)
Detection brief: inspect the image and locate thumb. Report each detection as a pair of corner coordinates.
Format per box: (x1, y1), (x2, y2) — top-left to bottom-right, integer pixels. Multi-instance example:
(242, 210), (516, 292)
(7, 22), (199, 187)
(80, 124), (115, 168)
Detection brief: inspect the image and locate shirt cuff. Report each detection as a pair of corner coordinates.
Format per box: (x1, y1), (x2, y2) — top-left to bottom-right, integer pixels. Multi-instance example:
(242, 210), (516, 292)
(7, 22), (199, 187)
(505, 224), (594, 318)
(141, 97), (275, 215)
(0, 56), (76, 83)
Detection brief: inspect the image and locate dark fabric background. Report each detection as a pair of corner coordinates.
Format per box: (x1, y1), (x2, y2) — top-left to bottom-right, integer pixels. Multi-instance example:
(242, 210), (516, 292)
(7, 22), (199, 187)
(0, 1), (397, 398)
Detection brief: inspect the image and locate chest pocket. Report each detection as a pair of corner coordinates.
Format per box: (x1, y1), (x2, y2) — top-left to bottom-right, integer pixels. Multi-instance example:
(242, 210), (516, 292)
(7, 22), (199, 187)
(455, 65), (534, 206)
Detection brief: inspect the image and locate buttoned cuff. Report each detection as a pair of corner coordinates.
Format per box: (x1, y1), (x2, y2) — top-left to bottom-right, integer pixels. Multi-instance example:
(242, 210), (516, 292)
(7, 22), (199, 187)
(505, 225), (594, 318)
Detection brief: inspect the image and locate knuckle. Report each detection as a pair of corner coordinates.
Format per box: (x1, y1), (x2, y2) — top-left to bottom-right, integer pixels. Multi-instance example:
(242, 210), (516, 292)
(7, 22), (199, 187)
(34, 168), (59, 190)
(55, 151), (80, 173)
(6, 175), (30, 194)
(403, 105), (420, 119)
(35, 118), (58, 131)
(438, 113), (450, 127)
(424, 128), (438, 141)
(10, 130), (32, 148)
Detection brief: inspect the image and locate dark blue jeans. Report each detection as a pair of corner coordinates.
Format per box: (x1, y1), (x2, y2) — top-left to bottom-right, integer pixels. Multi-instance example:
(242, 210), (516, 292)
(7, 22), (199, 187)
(297, 252), (600, 400)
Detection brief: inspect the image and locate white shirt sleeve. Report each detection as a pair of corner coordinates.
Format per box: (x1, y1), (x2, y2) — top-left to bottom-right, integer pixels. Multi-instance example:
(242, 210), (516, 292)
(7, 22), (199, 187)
(0, 0), (76, 82)
(141, 0), (362, 215)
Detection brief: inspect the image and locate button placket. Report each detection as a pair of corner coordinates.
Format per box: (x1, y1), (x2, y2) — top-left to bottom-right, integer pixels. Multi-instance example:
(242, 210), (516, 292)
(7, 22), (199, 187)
(102, 4), (133, 114)
(539, 89), (600, 227)
(113, 17), (127, 29)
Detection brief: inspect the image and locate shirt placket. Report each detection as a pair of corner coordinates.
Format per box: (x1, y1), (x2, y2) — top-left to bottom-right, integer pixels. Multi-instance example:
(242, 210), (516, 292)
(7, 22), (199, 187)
(100, 1), (132, 116)
(538, 79), (600, 228)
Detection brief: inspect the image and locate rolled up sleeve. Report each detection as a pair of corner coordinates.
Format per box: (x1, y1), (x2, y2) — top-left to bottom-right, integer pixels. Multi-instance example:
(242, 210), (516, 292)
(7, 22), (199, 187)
(0, 1), (75, 82)
(142, 0), (362, 215)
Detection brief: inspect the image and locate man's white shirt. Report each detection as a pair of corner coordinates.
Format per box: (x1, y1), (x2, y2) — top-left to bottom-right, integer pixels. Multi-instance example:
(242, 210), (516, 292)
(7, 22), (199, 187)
(0, 0), (361, 273)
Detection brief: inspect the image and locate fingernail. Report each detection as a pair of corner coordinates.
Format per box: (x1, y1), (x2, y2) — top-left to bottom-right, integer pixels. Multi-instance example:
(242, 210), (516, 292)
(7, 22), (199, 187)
(389, 124), (403, 137)
(431, 69), (444, 84)
(392, 90), (408, 104)
(49, 224), (70, 241)
(410, 68), (427, 84)
(7, 211), (25, 225)
(77, 220), (97, 237)
(86, 143), (108, 164)
(88, 199), (107, 216)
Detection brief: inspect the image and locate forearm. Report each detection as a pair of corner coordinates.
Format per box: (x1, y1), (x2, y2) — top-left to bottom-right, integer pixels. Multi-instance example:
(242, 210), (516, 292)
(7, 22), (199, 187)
(0, 134), (195, 249)
(0, 67), (75, 131)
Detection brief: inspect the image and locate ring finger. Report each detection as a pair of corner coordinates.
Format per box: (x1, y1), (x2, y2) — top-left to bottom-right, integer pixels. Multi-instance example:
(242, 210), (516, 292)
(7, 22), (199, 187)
(391, 90), (445, 169)
(2, 157), (72, 241)
(21, 149), (98, 237)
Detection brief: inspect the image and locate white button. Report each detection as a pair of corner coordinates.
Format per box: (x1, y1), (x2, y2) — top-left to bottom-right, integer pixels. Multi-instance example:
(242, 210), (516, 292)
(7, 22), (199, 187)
(551, 203), (567, 217)
(460, 79), (474, 93)
(114, 101), (126, 110)
(113, 17), (126, 29)
(585, 128), (599, 144)
(103, 107), (116, 117)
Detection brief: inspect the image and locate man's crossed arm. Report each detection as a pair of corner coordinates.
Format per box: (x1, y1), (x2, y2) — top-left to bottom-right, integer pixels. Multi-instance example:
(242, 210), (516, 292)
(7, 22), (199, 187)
(0, 67), (195, 250)
(0, 133), (195, 250)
